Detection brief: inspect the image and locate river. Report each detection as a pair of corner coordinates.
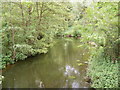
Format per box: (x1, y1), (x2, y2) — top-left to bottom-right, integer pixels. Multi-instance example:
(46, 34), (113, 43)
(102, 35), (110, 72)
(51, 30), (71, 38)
(2, 38), (90, 88)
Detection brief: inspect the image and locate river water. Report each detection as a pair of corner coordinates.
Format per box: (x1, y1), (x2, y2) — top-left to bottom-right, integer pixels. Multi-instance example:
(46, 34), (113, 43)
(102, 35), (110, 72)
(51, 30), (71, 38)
(2, 38), (90, 88)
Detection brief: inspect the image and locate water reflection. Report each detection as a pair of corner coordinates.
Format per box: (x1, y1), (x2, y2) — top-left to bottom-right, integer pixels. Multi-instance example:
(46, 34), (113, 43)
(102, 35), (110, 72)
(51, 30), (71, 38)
(64, 65), (80, 76)
(72, 81), (79, 88)
(35, 80), (44, 88)
(2, 38), (90, 88)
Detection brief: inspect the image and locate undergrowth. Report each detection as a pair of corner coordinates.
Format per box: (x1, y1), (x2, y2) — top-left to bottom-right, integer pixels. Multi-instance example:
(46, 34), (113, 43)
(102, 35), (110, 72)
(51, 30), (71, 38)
(87, 47), (119, 88)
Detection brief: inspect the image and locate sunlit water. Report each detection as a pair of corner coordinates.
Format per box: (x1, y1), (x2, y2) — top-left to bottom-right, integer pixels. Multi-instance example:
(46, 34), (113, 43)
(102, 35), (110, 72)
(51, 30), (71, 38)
(2, 38), (90, 88)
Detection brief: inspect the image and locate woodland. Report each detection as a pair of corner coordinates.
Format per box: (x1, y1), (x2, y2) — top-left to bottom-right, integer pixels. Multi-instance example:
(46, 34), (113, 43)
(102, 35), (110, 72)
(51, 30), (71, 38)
(0, 1), (119, 88)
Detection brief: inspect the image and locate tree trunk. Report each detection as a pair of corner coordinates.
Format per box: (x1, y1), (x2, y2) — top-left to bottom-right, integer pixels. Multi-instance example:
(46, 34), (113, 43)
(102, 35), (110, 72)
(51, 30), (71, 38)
(20, 2), (25, 26)
(38, 2), (44, 26)
(28, 5), (32, 31)
(10, 2), (16, 60)
(36, 2), (44, 31)
(11, 28), (16, 60)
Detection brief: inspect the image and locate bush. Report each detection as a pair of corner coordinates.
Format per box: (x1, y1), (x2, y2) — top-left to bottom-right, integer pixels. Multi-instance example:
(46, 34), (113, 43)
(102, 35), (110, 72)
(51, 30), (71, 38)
(73, 30), (81, 37)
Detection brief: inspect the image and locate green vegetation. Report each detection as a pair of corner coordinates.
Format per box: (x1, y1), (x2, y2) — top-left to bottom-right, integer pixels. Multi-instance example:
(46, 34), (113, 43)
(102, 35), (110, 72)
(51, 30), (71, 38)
(87, 47), (119, 88)
(1, 2), (71, 69)
(1, 1), (119, 88)
(76, 2), (119, 88)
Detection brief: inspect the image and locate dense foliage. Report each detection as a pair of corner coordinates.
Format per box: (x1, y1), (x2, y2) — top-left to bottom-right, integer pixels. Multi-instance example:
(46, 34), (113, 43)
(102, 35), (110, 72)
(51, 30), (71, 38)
(62, 1), (119, 88)
(75, 2), (119, 88)
(1, 2), (71, 69)
(0, 1), (119, 88)
(87, 47), (119, 88)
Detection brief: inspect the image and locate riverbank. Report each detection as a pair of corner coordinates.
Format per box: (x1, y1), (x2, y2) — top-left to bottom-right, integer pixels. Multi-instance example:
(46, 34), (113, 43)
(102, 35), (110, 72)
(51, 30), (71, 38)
(1, 39), (55, 86)
(87, 47), (119, 88)
(2, 38), (90, 88)
(1, 39), (55, 69)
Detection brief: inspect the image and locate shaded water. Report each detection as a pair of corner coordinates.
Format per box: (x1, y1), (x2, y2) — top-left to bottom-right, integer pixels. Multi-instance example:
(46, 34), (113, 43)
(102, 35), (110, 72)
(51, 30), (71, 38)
(2, 38), (90, 88)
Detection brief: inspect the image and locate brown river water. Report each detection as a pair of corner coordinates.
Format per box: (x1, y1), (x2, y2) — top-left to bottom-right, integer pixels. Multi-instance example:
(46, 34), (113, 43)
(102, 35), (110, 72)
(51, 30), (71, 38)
(2, 38), (90, 88)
